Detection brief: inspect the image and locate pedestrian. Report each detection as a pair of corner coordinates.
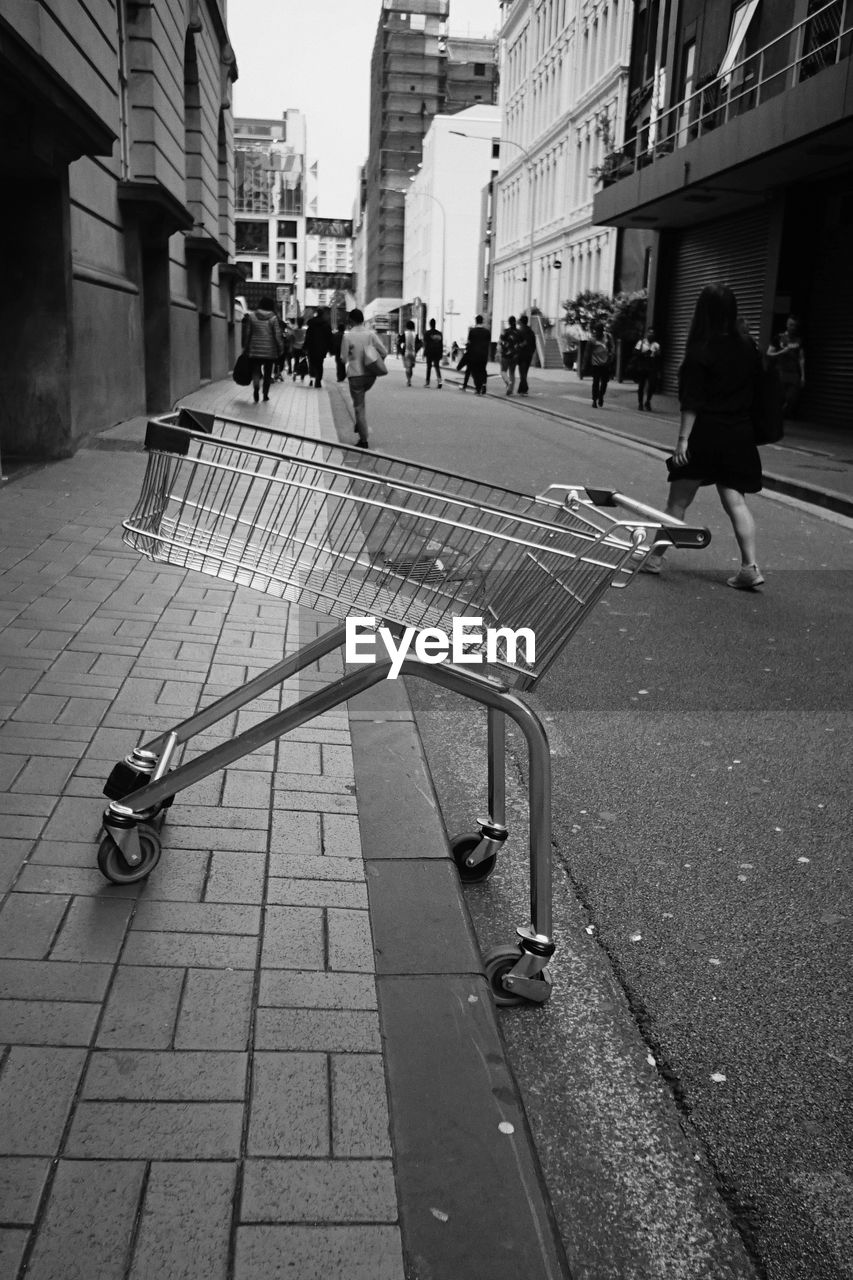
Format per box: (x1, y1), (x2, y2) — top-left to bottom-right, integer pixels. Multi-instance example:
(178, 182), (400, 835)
(584, 322), (614, 407)
(330, 321), (347, 382)
(632, 326), (661, 410)
(276, 321), (292, 379)
(423, 318), (444, 388)
(304, 307), (333, 388)
(402, 320), (417, 387)
(290, 317), (308, 381)
(466, 314), (491, 395)
(397, 332), (406, 360)
(457, 346), (470, 390)
(451, 340), (460, 362)
(641, 282), (765, 590)
(241, 295), (284, 404)
(340, 308), (386, 449)
(765, 315), (805, 418)
(516, 314), (537, 395)
(499, 315), (520, 395)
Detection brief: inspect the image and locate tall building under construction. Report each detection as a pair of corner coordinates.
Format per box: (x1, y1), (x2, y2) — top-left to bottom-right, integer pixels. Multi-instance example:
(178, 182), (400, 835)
(362, 0), (497, 322)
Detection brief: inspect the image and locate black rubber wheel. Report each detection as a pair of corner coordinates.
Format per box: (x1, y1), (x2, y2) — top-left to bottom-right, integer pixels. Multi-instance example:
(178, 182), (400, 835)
(97, 826), (162, 884)
(449, 832), (498, 884)
(483, 943), (551, 1007)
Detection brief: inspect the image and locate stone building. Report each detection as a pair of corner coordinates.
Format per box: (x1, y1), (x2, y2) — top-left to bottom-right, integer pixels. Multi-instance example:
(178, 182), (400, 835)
(491, 0), (634, 343)
(0, 0), (239, 464)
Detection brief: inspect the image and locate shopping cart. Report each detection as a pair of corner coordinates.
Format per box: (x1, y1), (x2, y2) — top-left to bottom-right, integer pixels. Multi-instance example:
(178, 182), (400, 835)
(97, 413), (710, 1006)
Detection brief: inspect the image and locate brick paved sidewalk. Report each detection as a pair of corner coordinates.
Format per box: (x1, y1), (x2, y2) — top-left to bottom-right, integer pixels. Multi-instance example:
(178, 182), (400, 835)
(0, 380), (404, 1279)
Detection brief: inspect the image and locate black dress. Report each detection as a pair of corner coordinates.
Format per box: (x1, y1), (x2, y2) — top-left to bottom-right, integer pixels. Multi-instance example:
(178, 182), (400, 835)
(671, 334), (762, 494)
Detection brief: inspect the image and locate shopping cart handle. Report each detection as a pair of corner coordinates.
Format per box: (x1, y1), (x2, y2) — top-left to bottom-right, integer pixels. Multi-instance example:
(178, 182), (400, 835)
(145, 421), (191, 456)
(538, 485), (711, 549)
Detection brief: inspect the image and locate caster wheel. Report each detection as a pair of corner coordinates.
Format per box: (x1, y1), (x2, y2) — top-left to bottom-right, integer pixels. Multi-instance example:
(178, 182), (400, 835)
(449, 832), (498, 884)
(97, 825), (162, 884)
(483, 943), (550, 1007)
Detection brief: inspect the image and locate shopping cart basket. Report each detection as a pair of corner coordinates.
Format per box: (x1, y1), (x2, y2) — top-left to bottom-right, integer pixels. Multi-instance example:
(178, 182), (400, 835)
(97, 414), (710, 1006)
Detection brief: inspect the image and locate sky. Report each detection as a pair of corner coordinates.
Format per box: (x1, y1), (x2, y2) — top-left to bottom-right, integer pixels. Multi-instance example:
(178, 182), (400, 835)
(227, 0), (502, 217)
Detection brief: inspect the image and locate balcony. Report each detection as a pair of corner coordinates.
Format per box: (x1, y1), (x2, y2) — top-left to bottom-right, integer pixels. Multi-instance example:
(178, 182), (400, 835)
(594, 0), (853, 229)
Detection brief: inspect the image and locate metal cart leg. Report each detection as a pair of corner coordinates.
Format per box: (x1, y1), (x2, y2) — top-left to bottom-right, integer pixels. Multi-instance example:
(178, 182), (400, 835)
(448, 706), (509, 883)
(99, 651), (555, 1008)
(102, 625), (349, 807)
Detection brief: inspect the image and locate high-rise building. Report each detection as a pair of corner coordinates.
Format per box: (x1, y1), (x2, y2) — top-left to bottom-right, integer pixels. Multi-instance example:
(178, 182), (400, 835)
(363, 0), (498, 323)
(233, 112), (313, 319)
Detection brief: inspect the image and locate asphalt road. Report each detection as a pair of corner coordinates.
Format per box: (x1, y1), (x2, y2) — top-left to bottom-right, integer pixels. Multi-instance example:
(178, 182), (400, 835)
(326, 358), (853, 1280)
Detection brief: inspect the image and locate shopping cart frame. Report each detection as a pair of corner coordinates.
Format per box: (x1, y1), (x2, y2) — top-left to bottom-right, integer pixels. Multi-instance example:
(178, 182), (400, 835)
(97, 414), (711, 1006)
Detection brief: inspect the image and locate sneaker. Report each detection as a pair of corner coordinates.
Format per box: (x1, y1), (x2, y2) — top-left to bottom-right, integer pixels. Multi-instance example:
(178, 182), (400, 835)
(356, 440), (369, 449)
(253, 389), (259, 403)
(639, 557), (663, 575)
(727, 564), (765, 590)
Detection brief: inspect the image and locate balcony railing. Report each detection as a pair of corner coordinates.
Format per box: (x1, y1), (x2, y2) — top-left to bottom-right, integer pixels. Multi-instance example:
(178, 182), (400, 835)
(600, 0), (851, 187)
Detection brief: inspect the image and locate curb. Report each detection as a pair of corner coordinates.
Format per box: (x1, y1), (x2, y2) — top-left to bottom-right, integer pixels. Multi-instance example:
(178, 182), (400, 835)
(347, 675), (569, 1280)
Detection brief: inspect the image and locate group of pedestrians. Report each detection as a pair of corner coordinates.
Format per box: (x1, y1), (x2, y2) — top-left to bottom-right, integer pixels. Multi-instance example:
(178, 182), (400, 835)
(241, 301), (338, 401)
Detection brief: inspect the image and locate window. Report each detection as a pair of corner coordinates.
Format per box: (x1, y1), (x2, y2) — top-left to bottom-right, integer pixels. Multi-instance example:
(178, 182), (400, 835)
(235, 221), (268, 254)
(718, 0), (759, 78)
(474, 63), (486, 75)
(260, 263), (269, 279)
(277, 220), (297, 237)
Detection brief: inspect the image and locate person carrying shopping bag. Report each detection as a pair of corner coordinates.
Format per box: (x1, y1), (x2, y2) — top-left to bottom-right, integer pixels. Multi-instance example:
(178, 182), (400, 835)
(341, 309), (387, 449)
(241, 297), (284, 404)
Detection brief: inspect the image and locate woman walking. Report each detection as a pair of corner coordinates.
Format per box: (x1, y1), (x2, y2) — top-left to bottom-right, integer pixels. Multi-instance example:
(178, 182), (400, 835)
(241, 297), (284, 403)
(642, 283), (765, 589)
(340, 309), (386, 449)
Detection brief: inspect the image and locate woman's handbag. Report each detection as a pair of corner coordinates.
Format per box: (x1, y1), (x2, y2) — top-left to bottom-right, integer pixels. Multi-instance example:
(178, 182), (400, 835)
(233, 350), (253, 386)
(752, 363), (785, 444)
(364, 341), (388, 378)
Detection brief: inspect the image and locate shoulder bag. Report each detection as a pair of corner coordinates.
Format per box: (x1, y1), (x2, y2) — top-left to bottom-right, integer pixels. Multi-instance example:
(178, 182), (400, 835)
(364, 339), (388, 378)
(233, 350), (253, 386)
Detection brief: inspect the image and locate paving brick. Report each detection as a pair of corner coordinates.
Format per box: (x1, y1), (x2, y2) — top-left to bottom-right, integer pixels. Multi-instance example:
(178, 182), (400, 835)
(0, 1046), (87, 1155)
(168, 804), (269, 831)
(0, 1228), (29, 1277)
(134, 849), (209, 901)
(41, 795), (109, 843)
(24, 1159), (145, 1280)
(56, 696), (111, 727)
(240, 1159), (398, 1224)
(268, 809), (321, 857)
(261, 905), (325, 970)
(132, 900), (261, 936)
(327, 908), (375, 973)
(275, 741), (321, 774)
(82, 1050), (247, 1101)
(11, 756), (74, 794)
(256, 1008), (381, 1053)
(322, 813), (364, 859)
(274, 790), (358, 816)
(204, 850), (266, 904)
(0, 791), (55, 817)
(259, 971), (377, 1010)
(165, 825), (269, 852)
(0, 999), (99, 1047)
(331, 1054), (393, 1157)
(51, 895), (133, 964)
(12, 694), (68, 723)
(16, 864), (141, 898)
(268, 854), (364, 882)
(0, 1157), (50, 1223)
(97, 966), (183, 1049)
(174, 968), (255, 1050)
(266, 877), (367, 909)
(0, 839), (31, 895)
(0, 959), (111, 1002)
(247, 1052), (329, 1157)
(233, 1224), (404, 1280)
(29, 837), (114, 868)
(0, 893), (68, 960)
(129, 1161), (236, 1280)
(221, 770), (272, 808)
(65, 1100), (243, 1159)
(122, 930), (258, 969)
(321, 743), (355, 777)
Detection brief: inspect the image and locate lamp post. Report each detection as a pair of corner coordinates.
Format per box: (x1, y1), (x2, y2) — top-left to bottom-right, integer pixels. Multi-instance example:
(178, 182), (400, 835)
(450, 129), (535, 317)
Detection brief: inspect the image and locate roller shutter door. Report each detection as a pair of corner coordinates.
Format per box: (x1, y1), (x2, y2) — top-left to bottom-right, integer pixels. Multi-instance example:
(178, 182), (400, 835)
(801, 211), (853, 427)
(662, 207), (771, 394)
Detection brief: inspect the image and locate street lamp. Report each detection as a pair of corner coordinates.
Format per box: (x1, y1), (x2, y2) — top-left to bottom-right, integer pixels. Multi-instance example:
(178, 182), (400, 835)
(451, 129), (535, 316)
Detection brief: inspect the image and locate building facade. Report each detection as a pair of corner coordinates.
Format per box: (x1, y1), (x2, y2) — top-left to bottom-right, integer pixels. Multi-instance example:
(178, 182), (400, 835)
(402, 106), (501, 348)
(594, 0), (853, 424)
(305, 218), (355, 312)
(363, 0), (498, 324)
(491, 0), (634, 344)
(233, 113), (314, 320)
(0, 0), (239, 463)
